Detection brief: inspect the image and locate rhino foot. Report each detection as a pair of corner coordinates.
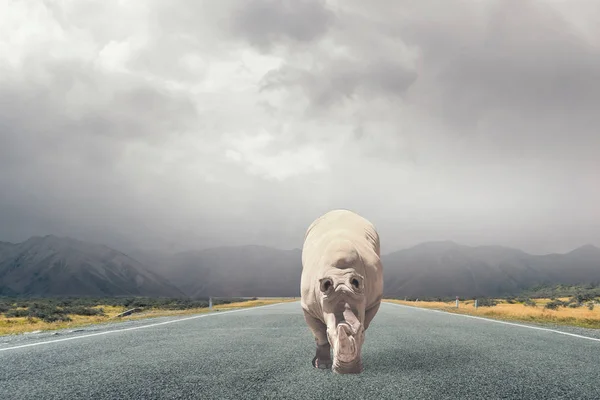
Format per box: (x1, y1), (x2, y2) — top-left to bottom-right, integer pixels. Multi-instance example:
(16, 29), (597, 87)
(312, 343), (332, 370)
(332, 361), (363, 374)
(312, 355), (333, 369)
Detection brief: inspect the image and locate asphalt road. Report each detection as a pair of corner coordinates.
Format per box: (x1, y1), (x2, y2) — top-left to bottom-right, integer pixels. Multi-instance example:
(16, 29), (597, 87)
(1, 301), (599, 400)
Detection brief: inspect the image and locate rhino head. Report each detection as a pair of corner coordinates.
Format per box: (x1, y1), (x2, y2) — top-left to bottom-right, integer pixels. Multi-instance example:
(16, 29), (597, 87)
(318, 263), (367, 374)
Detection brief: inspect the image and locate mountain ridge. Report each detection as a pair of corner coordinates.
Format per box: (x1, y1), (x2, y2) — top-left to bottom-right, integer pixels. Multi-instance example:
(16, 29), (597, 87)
(1, 235), (598, 299)
(0, 235), (185, 297)
(3, 235), (597, 258)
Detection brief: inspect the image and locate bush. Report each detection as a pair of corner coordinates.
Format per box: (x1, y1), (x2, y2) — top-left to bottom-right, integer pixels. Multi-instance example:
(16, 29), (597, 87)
(0, 296), (255, 319)
(476, 298), (497, 307)
(26, 306), (73, 323)
(63, 306), (105, 316)
(57, 299), (73, 307)
(5, 309), (29, 318)
(523, 298), (537, 307)
(39, 314), (72, 323)
(545, 300), (565, 310)
(573, 293), (595, 304)
(29, 305), (60, 319)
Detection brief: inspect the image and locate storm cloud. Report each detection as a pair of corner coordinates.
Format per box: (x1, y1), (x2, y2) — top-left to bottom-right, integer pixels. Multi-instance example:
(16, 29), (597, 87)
(1, 0), (598, 255)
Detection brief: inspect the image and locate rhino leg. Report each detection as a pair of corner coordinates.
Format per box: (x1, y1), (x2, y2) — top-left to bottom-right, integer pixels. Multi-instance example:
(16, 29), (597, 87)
(303, 309), (332, 369)
(364, 301), (381, 331)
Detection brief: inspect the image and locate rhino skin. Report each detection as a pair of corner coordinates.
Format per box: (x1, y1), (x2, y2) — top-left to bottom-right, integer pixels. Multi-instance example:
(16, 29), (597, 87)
(300, 209), (383, 374)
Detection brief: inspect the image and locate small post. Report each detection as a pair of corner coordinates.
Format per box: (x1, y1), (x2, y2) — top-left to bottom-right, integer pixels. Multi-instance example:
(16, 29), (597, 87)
(209, 296), (213, 311)
(474, 299), (478, 309)
(456, 296), (459, 308)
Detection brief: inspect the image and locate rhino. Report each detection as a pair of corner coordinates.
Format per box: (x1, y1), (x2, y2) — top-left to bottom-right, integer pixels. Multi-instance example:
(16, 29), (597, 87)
(300, 209), (383, 374)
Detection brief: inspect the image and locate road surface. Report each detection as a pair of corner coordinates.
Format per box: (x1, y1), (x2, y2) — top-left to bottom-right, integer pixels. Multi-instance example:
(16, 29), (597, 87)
(1, 301), (599, 399)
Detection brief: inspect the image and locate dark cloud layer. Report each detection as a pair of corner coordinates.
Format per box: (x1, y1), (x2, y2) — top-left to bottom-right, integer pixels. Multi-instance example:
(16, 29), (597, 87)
(0, 0), (598, 255)
(231, 0), (335, 51)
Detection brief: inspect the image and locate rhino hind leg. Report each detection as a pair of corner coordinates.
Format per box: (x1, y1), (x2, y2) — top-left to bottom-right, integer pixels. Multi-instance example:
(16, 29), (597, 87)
(303, 309), (332, 370)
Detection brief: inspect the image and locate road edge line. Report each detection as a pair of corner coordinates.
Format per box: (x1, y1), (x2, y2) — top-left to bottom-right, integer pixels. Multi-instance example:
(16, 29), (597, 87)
(383, 301), (600, 343)
(0, 301), (297, 352)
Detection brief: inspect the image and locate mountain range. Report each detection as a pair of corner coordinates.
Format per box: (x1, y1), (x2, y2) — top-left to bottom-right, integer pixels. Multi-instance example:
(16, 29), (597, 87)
(381, 241), (600, 298)
(0, 235), (184, 297)
(1, 235), (599, 299)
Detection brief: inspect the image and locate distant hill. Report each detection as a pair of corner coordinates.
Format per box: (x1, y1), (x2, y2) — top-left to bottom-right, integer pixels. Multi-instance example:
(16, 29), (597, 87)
(162, 245), (303, 298)
(152, 241), (600, 299)
(381, 241), (600, 298)
(0, 235), (185, 297)
(0, 241), (15, 261)
(2, 235), (599, 299)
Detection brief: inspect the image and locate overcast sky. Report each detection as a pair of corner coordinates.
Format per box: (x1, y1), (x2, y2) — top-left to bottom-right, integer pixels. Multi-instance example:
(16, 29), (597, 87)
(1, 0), (599, 255)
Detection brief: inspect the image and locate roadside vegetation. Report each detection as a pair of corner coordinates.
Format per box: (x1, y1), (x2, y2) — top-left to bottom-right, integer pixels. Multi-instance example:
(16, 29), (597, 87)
(517, 283), (600, 300)
(0, 297), (296, 336)
(386, 285), (600, 329)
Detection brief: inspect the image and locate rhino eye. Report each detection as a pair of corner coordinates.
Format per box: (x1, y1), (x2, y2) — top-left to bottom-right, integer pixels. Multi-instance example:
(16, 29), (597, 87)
(320, 279), (333, 293)
(351, 278), (360, 289)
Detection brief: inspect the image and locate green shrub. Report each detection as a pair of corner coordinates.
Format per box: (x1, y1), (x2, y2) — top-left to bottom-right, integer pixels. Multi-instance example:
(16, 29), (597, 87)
(5, 309), (29, 318)
(545, 300), (564, 310)
(476, 298), (497, 307)
(63, 306), (105, 316)
(523, 298), (537, 307)
(39, 314), (72, 323)
(0, 296), (254, 318)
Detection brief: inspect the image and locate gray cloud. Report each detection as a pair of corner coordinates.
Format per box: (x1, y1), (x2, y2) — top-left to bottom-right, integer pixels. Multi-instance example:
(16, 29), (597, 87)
(0, 0), (599, 255)
(0, 58), (198, 171)
(230, 0), (335, 52)
(408, 1), (600, 132)
(259, 56), (418, 109)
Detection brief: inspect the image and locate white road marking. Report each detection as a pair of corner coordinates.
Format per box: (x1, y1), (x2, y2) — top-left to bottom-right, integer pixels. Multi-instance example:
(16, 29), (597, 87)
(384, 301), (600, 343)
(0, 302), (295, 352)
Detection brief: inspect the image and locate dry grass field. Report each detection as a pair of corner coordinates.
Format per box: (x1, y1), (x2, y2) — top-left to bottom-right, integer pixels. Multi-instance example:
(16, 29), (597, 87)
(384, 298), (600, 329)
(4, 294), (598, 335)
(0, 298), (297, 336)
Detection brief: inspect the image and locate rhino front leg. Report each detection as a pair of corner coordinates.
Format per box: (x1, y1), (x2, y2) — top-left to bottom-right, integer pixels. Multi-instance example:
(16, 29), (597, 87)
(303, 309), (332, 369)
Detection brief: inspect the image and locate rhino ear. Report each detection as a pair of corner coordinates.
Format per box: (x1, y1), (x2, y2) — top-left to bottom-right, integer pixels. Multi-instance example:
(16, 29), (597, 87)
(319, 277), (334, 294)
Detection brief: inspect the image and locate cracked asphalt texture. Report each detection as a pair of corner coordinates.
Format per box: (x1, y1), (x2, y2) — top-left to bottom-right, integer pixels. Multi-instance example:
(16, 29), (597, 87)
(1, 301), (599, 400)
